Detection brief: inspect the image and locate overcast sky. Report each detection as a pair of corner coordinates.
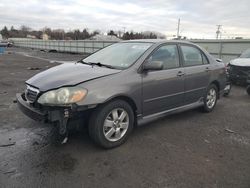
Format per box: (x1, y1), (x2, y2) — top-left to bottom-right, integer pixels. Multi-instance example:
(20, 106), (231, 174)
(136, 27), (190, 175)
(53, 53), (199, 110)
(0, 0), (250, 39)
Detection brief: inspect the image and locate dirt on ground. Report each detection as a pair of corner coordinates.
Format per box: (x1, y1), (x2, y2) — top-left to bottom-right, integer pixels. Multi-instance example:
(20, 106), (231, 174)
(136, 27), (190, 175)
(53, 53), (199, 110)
(0, 48), (250, 188)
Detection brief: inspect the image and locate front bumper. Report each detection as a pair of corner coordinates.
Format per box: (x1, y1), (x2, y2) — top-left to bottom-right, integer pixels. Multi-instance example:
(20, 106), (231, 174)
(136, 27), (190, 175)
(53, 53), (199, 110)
(17, 93), (91, 134)
(17, 93), (47, 121)
(16, 93), (90, 122)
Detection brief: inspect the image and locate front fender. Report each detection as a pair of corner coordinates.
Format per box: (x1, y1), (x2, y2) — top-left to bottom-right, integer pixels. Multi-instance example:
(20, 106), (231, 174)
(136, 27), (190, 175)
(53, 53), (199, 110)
(76, 71), (143, 114)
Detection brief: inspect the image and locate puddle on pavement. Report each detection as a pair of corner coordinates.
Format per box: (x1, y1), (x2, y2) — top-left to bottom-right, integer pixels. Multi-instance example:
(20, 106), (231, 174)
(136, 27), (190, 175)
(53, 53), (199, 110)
(0, 127), (52, 149)
(0, 126), (78, 178)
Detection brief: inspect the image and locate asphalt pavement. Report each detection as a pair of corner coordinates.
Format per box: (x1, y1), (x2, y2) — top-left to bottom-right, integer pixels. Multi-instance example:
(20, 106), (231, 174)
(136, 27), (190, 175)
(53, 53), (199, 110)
(0, 48), (250, 188)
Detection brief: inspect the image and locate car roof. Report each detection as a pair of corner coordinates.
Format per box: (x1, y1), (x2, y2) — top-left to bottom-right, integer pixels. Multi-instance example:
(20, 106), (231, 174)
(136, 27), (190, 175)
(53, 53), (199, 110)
(120, 39), (193, 45)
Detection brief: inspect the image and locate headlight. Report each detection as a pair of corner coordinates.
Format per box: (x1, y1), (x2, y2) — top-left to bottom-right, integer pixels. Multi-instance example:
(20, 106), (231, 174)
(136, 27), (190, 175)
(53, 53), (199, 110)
(38, 87), (87, 105)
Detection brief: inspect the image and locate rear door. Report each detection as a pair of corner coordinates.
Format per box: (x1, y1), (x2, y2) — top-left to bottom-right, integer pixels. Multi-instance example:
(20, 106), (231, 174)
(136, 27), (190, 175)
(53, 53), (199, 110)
(179, 44), (211, 104)
(142, 44), (185, 116)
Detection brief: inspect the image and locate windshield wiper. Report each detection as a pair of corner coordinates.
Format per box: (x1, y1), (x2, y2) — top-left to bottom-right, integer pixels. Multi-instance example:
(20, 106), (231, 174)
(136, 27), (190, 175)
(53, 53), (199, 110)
(90, 62), (116, 69)
(77, 60), (92, 65)
(77, 60), (115, 69)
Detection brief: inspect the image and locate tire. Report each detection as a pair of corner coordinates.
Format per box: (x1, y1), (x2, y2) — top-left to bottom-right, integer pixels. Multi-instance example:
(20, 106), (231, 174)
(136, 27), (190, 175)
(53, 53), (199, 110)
(247, 85), (250, 95)
(88, 100), (134, 149)
(203, 84), (218, 112)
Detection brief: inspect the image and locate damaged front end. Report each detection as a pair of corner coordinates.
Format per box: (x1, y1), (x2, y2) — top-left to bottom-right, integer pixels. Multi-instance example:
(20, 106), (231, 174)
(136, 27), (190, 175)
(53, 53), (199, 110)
(16, 85), (91, 143)
(229, 64), (250, 84)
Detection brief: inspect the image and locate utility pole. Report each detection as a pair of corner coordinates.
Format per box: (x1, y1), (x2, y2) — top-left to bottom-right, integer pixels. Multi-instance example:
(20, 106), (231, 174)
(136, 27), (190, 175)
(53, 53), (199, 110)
(122, 27), (126, 38)
(122, 27), (126, 34)
(177, 18), (180, 39)
(216, 25), (222, 39)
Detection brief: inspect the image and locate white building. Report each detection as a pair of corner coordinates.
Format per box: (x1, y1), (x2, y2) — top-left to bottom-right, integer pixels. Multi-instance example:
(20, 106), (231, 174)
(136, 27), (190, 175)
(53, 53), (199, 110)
(26, 34), (37, 39)
(90, 34), (121, 41)
(41, 33), (49, 40)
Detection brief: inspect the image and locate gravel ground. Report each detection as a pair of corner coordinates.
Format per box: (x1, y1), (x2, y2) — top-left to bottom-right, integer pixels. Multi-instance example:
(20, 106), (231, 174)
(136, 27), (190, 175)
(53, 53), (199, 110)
(0, 48), (250, 188)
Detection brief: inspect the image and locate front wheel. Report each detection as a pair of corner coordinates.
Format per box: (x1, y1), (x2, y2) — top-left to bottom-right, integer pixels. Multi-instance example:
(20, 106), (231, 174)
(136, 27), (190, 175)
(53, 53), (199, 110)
(88, 100), (134, 149)
(203, 84), (218, 112)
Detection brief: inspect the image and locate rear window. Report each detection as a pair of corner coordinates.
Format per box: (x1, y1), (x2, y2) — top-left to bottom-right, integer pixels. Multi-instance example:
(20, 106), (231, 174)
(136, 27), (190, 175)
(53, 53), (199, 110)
(181, 45), (203, 66)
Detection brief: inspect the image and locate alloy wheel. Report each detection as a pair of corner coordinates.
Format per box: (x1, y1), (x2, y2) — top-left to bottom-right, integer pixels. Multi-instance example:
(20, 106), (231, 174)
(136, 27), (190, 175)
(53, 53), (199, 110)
(206, 88), (217, 109)
(103, 108), (129, 142)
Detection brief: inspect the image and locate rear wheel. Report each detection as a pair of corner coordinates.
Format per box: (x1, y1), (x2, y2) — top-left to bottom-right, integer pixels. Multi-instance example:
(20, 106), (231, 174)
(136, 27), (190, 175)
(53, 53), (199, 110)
(203, 84), (218, 112)
(88, 100), (134, 149)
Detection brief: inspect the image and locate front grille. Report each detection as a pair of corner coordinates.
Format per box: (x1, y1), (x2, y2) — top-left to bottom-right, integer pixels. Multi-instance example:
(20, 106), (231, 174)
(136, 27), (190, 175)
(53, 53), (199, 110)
(230, 65), (250, 77)
(25, 86), (39, 103)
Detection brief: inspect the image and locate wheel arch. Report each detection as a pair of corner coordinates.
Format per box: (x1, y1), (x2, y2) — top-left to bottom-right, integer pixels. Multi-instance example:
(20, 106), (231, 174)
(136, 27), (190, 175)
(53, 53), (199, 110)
(102, 95), (138, 115)
(210, 80), (220, 98)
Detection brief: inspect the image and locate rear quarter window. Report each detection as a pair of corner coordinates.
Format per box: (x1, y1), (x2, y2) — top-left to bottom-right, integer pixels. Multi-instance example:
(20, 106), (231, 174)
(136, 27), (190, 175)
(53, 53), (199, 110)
(202, 53), (209, 64)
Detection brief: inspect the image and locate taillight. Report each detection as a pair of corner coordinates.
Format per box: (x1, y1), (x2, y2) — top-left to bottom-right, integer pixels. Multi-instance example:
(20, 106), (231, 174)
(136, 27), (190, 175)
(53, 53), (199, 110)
(226, 64), (228, 71)
(225, 63), (230, 73)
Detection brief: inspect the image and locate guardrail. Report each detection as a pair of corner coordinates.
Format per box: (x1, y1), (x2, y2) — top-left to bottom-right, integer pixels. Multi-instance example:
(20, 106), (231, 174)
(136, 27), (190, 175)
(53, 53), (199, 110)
(11, 38), (250, 63)
(11, 39), (116, 54)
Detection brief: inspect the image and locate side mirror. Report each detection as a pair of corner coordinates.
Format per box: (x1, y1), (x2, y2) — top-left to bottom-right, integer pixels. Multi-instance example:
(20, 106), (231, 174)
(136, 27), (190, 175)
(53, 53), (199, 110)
(216, 58), (223, 63)
(143, 61), (163, 71)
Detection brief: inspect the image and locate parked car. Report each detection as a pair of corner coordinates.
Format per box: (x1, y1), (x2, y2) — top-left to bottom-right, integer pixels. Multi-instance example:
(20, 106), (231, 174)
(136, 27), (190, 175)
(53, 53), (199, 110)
(16, 40), (227, 148)
(228, 48), (250, 84)
(0, 41), (13, 47)
(7, 41), (14, 47)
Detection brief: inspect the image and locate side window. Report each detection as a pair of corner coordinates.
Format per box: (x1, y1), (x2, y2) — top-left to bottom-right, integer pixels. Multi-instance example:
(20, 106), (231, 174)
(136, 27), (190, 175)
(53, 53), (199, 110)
(181, 45), (203, 66)
(202, 53), (209, 64)
(149, 45), (179, 70)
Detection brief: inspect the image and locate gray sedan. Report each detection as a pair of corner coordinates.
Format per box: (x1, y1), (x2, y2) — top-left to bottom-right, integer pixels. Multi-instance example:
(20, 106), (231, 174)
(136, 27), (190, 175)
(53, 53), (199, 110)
(17, 40), (227, 148)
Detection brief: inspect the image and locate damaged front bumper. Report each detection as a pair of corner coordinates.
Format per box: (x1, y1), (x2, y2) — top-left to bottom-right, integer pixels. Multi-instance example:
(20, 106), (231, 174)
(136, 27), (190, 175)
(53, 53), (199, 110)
(16, 93), (90, 135)
(17, 93), (47, 121)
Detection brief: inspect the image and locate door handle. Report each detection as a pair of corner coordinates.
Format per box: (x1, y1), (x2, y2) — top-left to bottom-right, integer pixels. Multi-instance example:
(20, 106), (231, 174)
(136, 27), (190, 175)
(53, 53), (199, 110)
(177, 71), (185, 77)
(205, 67), (211, 72)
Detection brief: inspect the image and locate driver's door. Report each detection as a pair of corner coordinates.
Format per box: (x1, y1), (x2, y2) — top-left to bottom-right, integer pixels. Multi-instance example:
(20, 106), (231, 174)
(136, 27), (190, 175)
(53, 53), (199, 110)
(142, 44), (185, 116)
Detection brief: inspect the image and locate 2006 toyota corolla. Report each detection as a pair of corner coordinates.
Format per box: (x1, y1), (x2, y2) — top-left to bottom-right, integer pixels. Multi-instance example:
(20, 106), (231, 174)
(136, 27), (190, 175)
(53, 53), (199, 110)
(17, 40), (227, 148)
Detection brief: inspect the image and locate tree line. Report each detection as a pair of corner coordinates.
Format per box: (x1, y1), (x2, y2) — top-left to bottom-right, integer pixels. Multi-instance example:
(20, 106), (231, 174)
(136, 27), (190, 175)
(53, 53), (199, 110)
(1, 25), (165, 40)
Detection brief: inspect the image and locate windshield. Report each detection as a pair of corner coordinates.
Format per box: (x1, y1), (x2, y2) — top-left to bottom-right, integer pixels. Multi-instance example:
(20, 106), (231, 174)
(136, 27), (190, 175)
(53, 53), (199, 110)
(83, 42), (153, 69)
(240, 49), (250, 58)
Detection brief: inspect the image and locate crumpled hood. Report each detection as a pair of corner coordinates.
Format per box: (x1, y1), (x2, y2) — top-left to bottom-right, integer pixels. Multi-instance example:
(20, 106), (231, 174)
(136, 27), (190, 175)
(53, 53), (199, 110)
(26, 63), (121, 91)
(230, 58), (250, 67)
